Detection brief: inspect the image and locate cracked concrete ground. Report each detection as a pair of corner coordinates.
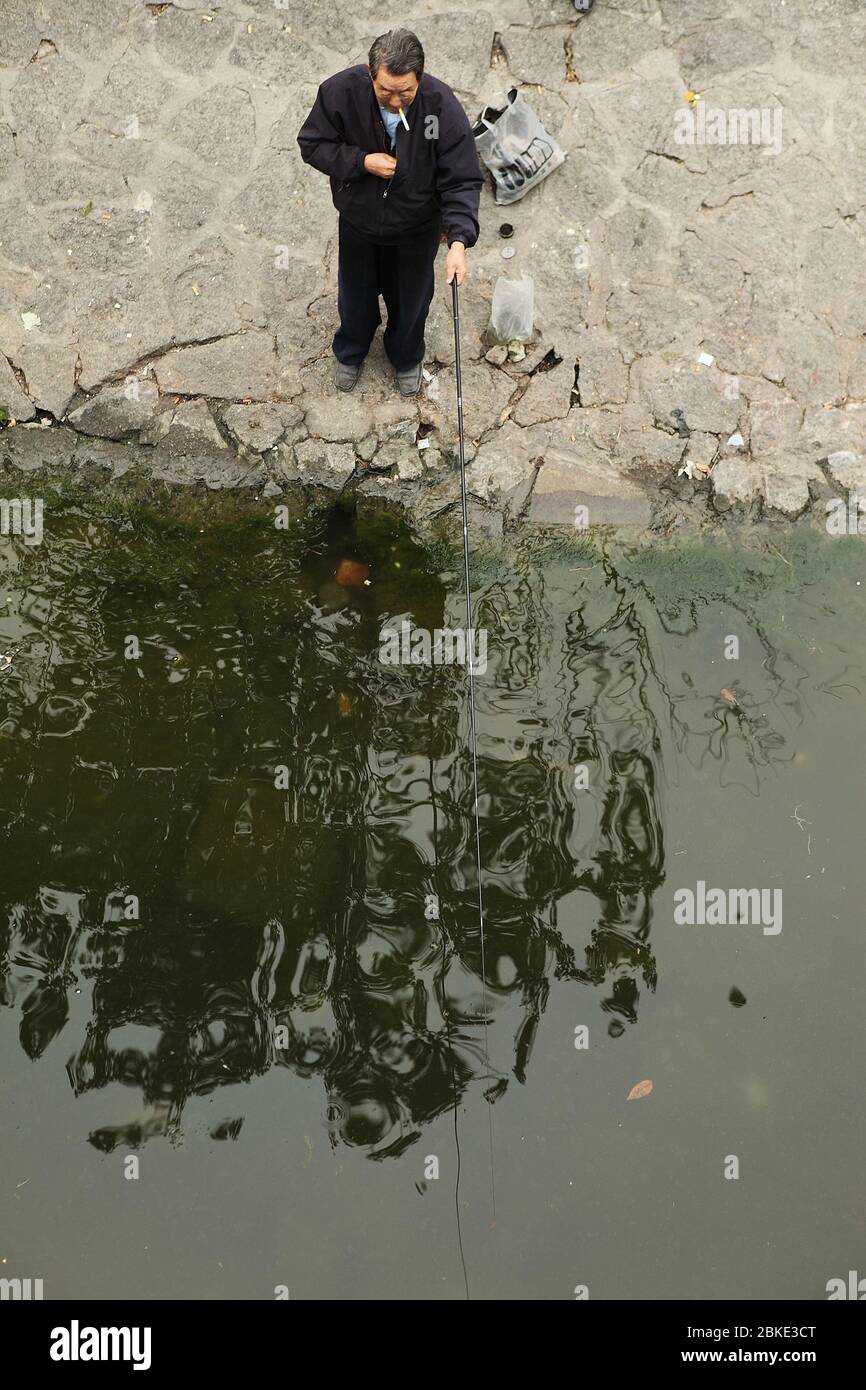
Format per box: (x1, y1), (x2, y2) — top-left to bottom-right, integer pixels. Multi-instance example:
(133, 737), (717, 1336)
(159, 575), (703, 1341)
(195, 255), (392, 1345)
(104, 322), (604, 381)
(1, 0), (865, 540)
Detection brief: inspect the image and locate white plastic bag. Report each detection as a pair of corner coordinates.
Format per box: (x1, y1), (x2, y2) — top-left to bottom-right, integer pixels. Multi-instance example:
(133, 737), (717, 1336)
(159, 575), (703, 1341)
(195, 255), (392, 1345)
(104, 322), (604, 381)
(490, 276), (534, 343)
(473, 89), (565, 204)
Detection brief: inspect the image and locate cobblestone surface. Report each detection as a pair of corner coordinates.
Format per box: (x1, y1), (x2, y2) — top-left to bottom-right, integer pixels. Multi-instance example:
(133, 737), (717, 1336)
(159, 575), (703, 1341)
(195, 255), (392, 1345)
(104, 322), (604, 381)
(1, 0), (864, 540)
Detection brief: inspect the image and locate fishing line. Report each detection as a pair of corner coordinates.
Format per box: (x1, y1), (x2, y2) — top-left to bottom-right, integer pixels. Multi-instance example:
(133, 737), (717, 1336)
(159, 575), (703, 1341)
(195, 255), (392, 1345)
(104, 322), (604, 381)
(427, 660), (470, 1300)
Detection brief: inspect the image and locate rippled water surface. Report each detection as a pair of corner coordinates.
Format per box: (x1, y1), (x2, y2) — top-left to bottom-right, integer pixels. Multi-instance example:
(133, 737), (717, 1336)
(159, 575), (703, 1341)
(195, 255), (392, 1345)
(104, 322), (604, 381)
(1, 494), (864, 1300)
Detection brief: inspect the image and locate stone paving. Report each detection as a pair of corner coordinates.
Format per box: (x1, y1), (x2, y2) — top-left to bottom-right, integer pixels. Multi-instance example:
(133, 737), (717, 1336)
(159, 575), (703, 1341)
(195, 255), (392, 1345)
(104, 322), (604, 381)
(1, 0), (865, 540)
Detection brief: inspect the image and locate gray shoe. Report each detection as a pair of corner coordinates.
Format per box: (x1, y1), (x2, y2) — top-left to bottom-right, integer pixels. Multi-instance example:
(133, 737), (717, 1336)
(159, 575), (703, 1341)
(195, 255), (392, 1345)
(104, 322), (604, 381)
(396, 362), (423, 397)
(334, 358), (362, 392)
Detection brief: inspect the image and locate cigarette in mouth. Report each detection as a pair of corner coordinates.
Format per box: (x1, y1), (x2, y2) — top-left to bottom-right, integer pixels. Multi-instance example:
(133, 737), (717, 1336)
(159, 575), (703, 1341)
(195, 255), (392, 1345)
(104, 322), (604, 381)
(398, 106), (410, 131)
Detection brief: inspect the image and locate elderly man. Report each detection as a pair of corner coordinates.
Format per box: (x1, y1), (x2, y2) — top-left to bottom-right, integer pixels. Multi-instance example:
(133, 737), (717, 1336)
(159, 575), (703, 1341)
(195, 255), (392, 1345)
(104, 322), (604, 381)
(297, 27), (484, 397)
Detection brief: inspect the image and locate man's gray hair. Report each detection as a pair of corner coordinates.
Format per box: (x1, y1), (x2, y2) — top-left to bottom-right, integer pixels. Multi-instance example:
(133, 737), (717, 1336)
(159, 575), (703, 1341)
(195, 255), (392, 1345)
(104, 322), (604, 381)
(368, 28), (425, 81)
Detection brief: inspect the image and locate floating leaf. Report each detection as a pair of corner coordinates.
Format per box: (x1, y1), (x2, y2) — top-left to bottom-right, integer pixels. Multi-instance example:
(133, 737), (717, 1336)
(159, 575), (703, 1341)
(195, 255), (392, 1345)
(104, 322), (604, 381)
(627, 1079), (653, 1101)
(729, 987), (747, 1007)
(335, 559), (370, 587)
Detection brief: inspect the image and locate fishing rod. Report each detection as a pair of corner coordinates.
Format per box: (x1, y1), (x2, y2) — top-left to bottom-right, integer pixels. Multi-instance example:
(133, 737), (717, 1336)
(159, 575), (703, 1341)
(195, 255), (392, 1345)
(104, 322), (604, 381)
(450, 273), (496, 1225)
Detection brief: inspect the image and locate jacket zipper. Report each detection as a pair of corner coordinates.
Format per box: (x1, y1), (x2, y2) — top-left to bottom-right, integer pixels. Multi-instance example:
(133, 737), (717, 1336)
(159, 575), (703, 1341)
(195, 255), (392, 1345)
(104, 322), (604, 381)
(374, 97), (390, 233)
(372, 82), (407, 229)
(381, 114), (393, 199)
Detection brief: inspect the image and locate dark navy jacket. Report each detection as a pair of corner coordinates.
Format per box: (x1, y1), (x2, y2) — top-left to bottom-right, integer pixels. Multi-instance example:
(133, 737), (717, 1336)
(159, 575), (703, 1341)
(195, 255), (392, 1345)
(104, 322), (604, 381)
(297, 65), (484, 247)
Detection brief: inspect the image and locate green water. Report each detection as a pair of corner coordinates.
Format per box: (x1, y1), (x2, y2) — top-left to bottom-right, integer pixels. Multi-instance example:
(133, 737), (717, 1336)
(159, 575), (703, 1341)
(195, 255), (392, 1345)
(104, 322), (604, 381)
(1, 493), (864, 1300)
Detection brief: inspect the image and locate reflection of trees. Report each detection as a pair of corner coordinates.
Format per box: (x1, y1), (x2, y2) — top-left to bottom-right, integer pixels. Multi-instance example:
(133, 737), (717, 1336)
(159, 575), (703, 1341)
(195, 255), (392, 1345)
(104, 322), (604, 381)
(0, 508), (790, 1158)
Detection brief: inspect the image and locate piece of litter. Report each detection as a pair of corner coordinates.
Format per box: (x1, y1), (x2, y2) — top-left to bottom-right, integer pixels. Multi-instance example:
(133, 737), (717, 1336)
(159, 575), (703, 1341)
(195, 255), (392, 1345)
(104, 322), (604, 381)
(191, 285), (200, 295)
(678, 459), (696, 480)
(21, 312), (40, 331)
(697, 351), (714, 366)
(727, 432), (744, 447)
(421, 368), (433, 381)
(417, 437), (430, 450)
(501, 246), (515, 259)
(627, 1079), (653, 1101)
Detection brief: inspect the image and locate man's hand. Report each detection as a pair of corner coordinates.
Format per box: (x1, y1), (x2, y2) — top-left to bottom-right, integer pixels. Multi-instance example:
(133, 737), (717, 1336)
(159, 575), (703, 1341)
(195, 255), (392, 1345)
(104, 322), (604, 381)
(445, 241), (467, 286)
(364, 153), (397, 178)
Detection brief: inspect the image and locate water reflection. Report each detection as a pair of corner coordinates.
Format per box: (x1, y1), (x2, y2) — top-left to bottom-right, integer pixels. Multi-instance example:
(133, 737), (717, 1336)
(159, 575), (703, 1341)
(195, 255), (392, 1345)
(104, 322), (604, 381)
(0, 503), (802, 1159)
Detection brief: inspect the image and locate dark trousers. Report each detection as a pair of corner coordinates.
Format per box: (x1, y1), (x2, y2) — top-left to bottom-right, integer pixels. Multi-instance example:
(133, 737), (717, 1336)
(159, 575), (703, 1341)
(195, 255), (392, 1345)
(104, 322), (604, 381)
(332, 214), (441, 372)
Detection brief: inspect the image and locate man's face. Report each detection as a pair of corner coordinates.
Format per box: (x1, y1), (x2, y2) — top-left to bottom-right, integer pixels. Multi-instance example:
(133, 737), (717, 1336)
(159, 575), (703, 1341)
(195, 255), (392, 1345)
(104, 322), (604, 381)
(368, 63), (419, 112)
